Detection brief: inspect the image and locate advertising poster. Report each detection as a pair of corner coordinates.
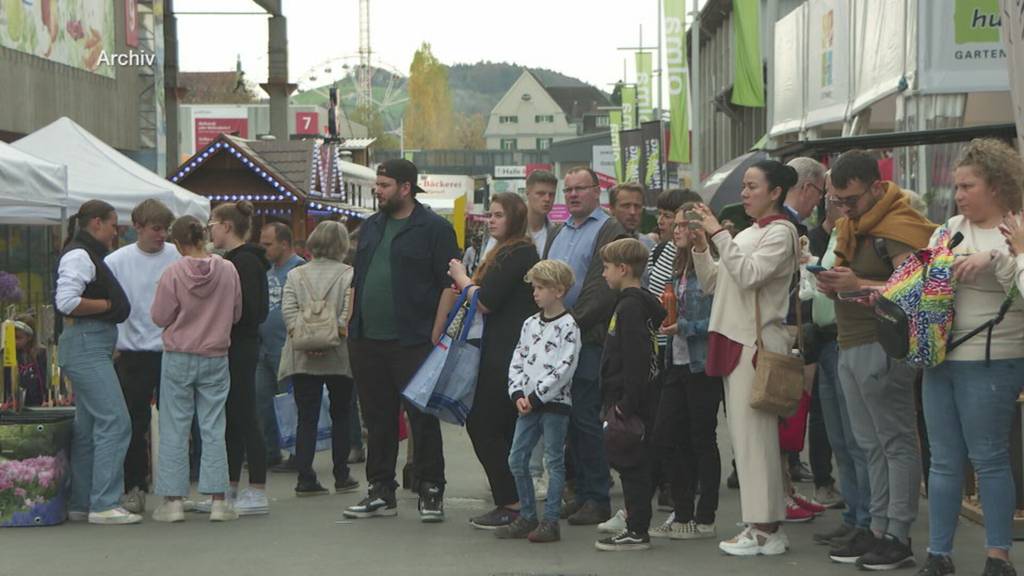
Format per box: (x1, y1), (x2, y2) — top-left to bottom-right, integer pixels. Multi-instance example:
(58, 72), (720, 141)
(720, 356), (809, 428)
(0, 0), (115, 77)
(641, 121), (664, 202)
(620, 128), (644, 186)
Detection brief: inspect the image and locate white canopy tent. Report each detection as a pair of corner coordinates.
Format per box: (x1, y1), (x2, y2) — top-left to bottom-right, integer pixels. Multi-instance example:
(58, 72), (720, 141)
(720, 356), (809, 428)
(0, 141), (69, 224)
(12, 117), (210, 225)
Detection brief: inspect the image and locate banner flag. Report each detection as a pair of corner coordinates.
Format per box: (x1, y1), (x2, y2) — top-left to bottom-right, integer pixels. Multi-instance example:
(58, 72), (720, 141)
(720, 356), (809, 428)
(621, 85), (637, 131)
(620, 128), (644, 185)
(641, 121), (664, 202)
(610, 110), (624, 181)
(732, 0), (766, 107)
(664, 0), (691, 163)
(636, 52), (655, 122)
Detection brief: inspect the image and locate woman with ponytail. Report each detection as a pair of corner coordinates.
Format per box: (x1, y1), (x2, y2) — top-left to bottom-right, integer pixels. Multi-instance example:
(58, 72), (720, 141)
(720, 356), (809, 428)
(56, 200), (138, 525)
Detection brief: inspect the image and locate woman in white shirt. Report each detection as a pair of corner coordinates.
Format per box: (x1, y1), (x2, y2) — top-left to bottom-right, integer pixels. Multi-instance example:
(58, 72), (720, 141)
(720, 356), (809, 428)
(921, 138), (1024, 576)
(689, 160), (800, 557)
(55, 200), (138, 525)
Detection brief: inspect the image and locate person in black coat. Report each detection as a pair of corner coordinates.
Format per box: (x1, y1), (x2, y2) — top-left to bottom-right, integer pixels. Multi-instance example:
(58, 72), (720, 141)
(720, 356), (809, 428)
(448, 193), (540, 530)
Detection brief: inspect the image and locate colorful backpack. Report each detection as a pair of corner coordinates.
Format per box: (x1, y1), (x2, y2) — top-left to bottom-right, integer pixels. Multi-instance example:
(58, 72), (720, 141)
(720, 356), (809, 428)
(873, 226), (960, 368)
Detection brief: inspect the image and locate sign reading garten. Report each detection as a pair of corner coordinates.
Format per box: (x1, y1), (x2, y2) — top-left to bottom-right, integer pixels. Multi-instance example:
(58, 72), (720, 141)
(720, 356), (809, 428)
(0, 0), (115, 78)
(918, 0), (1009, 93)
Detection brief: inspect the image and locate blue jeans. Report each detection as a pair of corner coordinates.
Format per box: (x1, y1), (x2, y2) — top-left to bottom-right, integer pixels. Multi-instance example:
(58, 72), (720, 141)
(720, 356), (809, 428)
(817, 340), (871, 528)
(569, 343), (611, 507)
(254, 346), (287, 461)
(923, 359), (1022, 555)
(59, 320), (131, 513)
(156, 352), (231, 497)
(508, 411), (570, 522)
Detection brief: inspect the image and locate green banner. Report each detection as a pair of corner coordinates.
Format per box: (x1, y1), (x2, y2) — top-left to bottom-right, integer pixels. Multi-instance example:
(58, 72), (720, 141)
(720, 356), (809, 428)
(732, 0), (765, 107)
(636, 52), (654, 123)
(621, 85), (637, 131)
(663, 0), (690, 163)
(609, 110), (623, 182)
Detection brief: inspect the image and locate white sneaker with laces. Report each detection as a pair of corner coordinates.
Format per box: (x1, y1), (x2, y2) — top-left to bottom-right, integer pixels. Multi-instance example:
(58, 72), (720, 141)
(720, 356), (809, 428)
(234, 488), (269, 516)
(718, 526), (788, 556)
(152, 500), (185, 523)
(122, 487), (146, 514)
(67, 510), (88, 522)
(210, 500), (239, 522)
(88, 507), (143, 525)
(597, 509), (628, 534)
(695, 523), (717, 539)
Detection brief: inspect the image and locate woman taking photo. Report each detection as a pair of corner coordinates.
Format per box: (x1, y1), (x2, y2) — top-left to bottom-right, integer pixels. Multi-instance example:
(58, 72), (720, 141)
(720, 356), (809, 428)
(917, 138), (1024, 576)
(150, 216), (242, 522)
(650, 202), (722, 541)
(208, 201), (270, 515)
(278, 220), (360, 497)
(690, 161), (800, 556)
(448, 192), (539, 531)
(56, 200), (136, 525)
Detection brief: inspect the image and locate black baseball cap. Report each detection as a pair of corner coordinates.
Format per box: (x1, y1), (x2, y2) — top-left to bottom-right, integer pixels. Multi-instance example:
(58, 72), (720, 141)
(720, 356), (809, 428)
(377, 158), (426, 195)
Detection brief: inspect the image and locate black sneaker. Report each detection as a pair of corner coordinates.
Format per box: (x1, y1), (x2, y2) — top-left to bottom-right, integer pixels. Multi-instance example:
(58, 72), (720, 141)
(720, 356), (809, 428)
(916, 554), (955, 576)
(982, 557), (1017, 576)
(495, 516), (538, 539)
(295, 481), (329, 497)
(334, 476), (360, 495)
(829, 529), (877, 564)
(470, 506), (518, 530)
(342, 485), (397, 518)
(418, 484), (444, 523)
(856, 535), (915, 571)
(595, 529), (652, 551)
(814, 523), (857, 546)
(528, 520), (561, 543)
(568, 500), (611, 526)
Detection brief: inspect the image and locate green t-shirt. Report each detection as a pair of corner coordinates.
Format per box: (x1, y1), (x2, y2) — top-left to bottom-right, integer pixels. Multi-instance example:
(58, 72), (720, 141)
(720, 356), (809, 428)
(360, 216), (409, 340)
(835, 235), (913, 349)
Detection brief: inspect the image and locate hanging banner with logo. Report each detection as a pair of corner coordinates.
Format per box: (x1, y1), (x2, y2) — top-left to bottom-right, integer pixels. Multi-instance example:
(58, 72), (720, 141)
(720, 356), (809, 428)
(919, 0), (1010, 93)
(0, 0), (116, 77)
(641, 121), (664, 202)
(1002, 0), (1024, 158)
(636, 52), (655, 122)
(620, 128), (644, 185)
(732, 0), (766, 107)
(609, 110), (624, 181)
(621, 85), (637, 131)
(805, 0), (851, 127)
(664, 0), (691, 163)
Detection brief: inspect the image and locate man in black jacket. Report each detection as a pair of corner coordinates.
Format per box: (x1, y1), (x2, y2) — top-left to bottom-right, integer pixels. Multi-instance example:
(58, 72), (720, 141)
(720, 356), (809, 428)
(344, 159), (461, 523)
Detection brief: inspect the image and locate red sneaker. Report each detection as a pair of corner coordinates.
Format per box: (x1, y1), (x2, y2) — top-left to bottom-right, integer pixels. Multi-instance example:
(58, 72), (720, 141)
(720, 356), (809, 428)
(792, 493), (827, 516)
(784, 497), (815, 523)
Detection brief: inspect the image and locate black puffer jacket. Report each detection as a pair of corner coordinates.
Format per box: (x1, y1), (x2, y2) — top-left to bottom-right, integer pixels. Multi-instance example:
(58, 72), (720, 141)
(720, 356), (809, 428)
(600, 287), (666, 425)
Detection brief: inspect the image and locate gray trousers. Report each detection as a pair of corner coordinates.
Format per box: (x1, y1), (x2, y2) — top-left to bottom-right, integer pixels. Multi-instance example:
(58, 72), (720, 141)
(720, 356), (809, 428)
(837, 341), (921, 541)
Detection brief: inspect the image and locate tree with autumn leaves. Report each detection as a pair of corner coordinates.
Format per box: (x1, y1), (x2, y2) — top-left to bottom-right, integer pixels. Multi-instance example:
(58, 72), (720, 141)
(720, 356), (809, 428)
(404, 43), (485, 150)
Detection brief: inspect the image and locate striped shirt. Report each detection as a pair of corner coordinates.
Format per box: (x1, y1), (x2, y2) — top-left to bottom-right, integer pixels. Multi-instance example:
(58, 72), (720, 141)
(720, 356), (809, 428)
(644, 241), (677, 347)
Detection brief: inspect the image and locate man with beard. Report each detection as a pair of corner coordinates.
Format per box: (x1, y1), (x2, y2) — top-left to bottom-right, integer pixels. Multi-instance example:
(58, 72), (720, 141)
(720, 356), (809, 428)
(344, 159), (461, 523)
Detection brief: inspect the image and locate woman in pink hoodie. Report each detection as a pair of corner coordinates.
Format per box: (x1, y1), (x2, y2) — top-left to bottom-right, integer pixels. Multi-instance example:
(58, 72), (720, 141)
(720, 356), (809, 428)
(149, 216), (242, 523)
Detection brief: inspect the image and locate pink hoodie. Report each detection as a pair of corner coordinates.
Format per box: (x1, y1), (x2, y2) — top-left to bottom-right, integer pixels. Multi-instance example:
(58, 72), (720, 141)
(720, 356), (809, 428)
(151, 255), (242, 357)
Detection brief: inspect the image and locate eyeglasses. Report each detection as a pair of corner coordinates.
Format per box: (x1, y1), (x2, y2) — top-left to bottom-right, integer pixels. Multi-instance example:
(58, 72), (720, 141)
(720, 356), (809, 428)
(206, 221), (221, 230)
(808, 182), (824, 197)
(826, 182), (875, 208)
(563, 184), (597, 195)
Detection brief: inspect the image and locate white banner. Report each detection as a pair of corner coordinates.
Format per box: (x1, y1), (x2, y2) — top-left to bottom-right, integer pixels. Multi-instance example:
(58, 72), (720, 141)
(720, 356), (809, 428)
(805, 0), (850, 128)
(592, 145), (616, 180)
(919, 0), (1010, 94)
(771, 5), (806, 136)
(1002, 0), (1024, 156)
(851, 0), (908, 116)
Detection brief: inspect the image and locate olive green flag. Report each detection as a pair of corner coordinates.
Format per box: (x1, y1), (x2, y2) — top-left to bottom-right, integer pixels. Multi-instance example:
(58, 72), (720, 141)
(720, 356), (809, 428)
(732, 0), (765, 107)
(621, 85), (637, 131)
(663, 0), (690, 163)
(609, 110), (623, 182)
(636, 52), (654, 122)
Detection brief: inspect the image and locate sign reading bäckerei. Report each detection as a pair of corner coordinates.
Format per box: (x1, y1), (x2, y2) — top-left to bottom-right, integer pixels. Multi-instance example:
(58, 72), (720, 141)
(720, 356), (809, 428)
(918, 0), (1010, 93)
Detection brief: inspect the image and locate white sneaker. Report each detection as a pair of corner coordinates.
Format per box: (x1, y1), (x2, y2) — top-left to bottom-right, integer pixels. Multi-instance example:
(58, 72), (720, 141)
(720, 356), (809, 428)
(650, 515), (684, 539)
(210, 500), (239, 522)
(695, 523), (717, 539)
(152, 500), (185, 523)
(533, 475), (549, 501)
(718, 526), (788, 556)
(122, 487), (146, 514)
(234, 488), (269, 516)
(88, 507), (143, 525)
(190, 488), (236, 513)
(67, 510), (88, 522)
(597, 509), (628, 534)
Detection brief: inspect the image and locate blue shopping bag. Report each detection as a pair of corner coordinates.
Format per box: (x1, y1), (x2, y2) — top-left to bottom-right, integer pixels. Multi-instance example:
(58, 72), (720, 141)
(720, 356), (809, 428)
(404, 287), (482, 425)
(274, 387), (332, 453)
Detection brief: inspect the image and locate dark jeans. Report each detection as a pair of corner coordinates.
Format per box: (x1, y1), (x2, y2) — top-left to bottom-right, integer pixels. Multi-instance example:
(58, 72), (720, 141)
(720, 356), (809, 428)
(226, 337), (267, 484)
(350, 394), (364, 451)
(116, 350), (162, 492)
(808, 370), (835, 488)
(617, 438), (655, 535)
(466, 365), (518, 507)
(349, 339), (444, 492)
(569, 343), (611, 507)
(655, 364), (723, 524)
(293, 373), (353, 485)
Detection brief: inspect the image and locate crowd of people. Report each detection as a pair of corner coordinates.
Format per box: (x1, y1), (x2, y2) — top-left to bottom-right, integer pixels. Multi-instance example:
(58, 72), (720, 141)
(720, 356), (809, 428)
(48, 143), (1024, 574)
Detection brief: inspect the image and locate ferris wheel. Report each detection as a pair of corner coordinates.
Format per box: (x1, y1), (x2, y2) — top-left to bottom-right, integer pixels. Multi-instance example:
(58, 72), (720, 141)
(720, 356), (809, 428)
(297, 55), (408, 133)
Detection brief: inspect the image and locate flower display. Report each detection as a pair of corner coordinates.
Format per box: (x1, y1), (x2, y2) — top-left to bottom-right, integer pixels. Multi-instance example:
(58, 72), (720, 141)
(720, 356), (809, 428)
(0, 452), (68, 525)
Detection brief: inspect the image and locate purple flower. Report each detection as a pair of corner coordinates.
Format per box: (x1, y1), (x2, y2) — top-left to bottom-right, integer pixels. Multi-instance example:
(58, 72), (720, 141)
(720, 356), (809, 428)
(0, 272), (22, 303)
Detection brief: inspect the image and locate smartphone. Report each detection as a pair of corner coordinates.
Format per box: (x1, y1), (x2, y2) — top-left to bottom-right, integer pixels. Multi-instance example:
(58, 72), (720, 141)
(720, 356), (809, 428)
(806, 264), (829, 274)
(837, 289), (875, 301)
(685, 210), (703, 229)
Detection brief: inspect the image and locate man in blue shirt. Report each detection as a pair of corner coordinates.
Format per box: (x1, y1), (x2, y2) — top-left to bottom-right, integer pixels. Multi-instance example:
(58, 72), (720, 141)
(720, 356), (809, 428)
(545, 167), (626, 525)
(256, 222), (305, 469)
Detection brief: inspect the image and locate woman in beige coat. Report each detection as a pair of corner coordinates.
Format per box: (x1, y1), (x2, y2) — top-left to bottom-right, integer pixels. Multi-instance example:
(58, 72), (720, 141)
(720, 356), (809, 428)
(278, 220), (358, 497)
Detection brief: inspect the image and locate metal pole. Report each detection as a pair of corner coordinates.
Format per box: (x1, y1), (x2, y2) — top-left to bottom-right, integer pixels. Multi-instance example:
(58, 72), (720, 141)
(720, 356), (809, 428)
(691, 0), (701, 192)
(657, 0), (666, 191)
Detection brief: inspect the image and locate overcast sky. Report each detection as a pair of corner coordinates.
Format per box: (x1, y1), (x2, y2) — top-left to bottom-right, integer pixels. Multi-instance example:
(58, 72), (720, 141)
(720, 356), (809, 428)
(176, 0), (705, 99)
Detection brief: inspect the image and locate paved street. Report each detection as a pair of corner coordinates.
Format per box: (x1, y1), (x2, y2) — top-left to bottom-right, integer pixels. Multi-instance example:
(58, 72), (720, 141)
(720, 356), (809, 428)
(1, 419), (1012, 576)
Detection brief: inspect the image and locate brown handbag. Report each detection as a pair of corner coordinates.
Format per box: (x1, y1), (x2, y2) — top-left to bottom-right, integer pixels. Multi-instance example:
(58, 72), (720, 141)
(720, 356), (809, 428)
(749, 225), (804, 417)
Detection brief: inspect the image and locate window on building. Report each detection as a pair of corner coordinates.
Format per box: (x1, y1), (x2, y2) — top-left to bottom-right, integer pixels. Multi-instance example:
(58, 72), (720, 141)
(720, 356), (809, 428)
(536, 138), (553, 150)
(501, 139), (518, 150)
(499, 115), (519, 124)
(535, 114), (555, 124)
(596, 115), (610, 127)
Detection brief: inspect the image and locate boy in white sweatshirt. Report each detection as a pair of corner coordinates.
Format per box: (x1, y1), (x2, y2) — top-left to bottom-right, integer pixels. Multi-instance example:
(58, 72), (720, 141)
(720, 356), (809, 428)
(496, 260), (581, 544)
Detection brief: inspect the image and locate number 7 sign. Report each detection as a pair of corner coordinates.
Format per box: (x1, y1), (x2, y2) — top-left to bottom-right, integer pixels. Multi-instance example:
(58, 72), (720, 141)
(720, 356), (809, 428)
(295, 112), (320, 135)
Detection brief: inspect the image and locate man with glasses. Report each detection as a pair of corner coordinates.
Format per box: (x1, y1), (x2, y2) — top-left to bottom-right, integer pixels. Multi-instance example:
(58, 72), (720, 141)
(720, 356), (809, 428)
(816, 150), (936, 571)
(543, 167), (626, 526)
(784, 157), (827, 235)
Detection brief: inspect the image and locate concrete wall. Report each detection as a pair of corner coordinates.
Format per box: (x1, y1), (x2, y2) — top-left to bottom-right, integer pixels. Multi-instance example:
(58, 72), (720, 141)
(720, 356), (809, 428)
(0, 0), (142, 149)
